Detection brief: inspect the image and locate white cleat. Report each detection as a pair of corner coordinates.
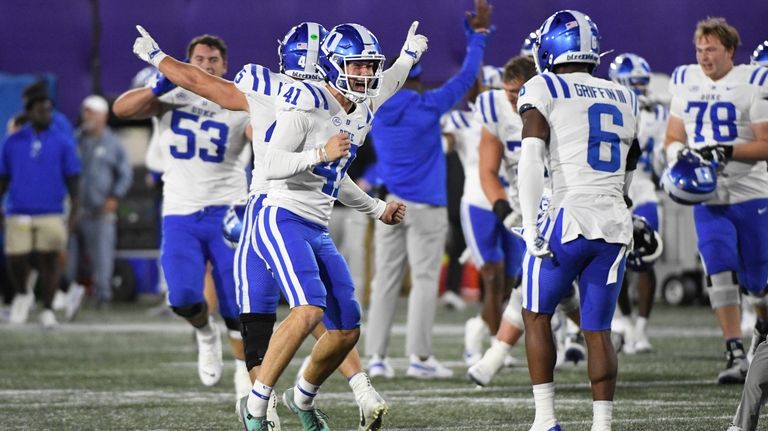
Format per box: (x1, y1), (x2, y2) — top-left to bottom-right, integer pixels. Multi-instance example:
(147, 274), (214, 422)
(196, 317), (223, 386)
(52, 290), (68, 311)
(503, 354), (521, 368)
(367, 355), (395, 379)
(464, 316), (489, 366)
(64, 283), (86, 322)
(467, 356), (499, 387)
(39, 309), (59, 329)
(356, 386), (388, 431)
(634, 333), (653, 354)
(406, 355), (454, 379)
(9, 293), (35, 324)
(439, 291), (467, 311)
(267, 390), (282, 431)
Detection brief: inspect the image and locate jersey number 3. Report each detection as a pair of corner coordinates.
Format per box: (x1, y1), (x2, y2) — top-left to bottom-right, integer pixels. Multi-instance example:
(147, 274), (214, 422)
(587, 103), (623, 173)
(170, 111), (229, 163)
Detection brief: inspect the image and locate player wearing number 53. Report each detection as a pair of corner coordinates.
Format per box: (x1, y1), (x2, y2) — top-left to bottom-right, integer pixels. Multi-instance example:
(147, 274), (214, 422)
(663, 17), (768, 387)
(114, 35), (253, 394)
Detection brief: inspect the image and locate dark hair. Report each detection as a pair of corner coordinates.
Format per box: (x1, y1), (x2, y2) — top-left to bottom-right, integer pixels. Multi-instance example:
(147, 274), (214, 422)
(25, 94), (51, 112)
(22, 80), (49, 102)
(187, 34), (228, 61)
(503, 55), (536, 83)
(694, 17), (740, 51)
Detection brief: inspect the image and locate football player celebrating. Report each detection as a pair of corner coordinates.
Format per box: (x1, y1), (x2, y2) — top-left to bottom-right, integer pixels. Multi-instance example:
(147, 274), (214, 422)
(518, 10), (640, 431)
(663, 18), (768, 384)
(114, 34), (253, 399)
(129, 21), (426, 431)
(243, 23), (422, 431)
(608, 53), (668, 353)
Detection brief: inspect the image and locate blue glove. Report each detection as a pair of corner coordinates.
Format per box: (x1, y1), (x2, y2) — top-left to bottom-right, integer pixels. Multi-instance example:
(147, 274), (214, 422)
(149, 72), (177, 96)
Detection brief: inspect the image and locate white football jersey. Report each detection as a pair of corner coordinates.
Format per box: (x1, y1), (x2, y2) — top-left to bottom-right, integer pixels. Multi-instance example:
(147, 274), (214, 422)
(475, 89), (524, 186)
(233, 64), (295, 197)
(157, 88), (251, 215)
(518, 71), (639, 245)
(441, 109), (494, 208)
(669, 64), (768, 204)
(264, 81), (374, 225)
(629, 103), (668, 206)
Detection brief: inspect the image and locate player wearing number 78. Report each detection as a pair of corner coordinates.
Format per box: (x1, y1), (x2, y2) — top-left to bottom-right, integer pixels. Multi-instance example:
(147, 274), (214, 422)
(663, 17), (768, 386)
(516, 9), (640, 431)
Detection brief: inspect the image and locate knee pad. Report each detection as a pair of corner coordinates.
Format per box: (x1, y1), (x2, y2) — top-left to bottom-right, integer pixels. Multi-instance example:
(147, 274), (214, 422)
(706, 271), (741, 308)
(502, 288), (524, 329)
(223, 317), (241, 332)
(171, 302), (207, 319)
(240, 313), (277, 370)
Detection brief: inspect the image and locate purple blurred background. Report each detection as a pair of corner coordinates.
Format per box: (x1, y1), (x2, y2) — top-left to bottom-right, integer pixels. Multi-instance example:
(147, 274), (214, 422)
(1, 0), (765, 122)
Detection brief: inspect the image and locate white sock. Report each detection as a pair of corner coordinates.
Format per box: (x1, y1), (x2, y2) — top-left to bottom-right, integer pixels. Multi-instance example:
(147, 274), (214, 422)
(247, 379), (272, 417)
(485, 340), (512, 371)
(636, 317), (648, 335)
(295, 376), (321, 410)
(531, 382), (557, 429)
(591, 400), (613, 431)
(349, 372), (372, 400)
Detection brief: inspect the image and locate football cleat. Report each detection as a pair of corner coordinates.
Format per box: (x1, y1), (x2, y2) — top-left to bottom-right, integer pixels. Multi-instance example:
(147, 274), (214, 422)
(356, 386), (388, 431)
(39, 309), (59, 329)
(196, 317), (224, 386)
(9, 292), (34, 324)
(283, 387), (330, 431)
(634, 334), (653, 354)
(367, 355), (395, 379)
(464, 316), (489, 366)
(406, 355), (454, 379)
(564, 332), (587, 363)
(64, 282), (86, 322)
(718, 343), (749, 384)
(237, 395), (274, 431)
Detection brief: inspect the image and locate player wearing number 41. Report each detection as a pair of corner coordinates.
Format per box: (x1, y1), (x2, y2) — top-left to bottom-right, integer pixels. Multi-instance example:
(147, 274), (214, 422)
(663, 18), (768, 386)
(518, 10), (640, 431)
(114, 35), (254, 401)
(127, 21), (425, 431)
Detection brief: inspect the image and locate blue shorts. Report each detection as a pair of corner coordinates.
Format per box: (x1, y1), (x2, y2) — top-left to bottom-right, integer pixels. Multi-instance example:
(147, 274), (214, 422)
(161, 206), (239, 320)
(633, 202), (660, 232)
(234, 195), (281, 314)
(254, 206), (361, 330)
(460, 202), (525, 278)
(693, 199), (768, 294)
(522, 210), (627, 331)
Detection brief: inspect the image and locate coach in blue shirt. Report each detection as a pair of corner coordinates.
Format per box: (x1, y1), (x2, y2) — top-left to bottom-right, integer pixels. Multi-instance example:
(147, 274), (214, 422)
(365, 0), (491, 379)
(0, 94), (80, 327)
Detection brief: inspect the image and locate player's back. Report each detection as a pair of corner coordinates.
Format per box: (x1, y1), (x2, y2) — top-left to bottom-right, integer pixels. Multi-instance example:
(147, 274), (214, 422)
(669, 64), (768, 204)
(157, 88), (250, 215)
(265, 80), (374, 226)
(441, 109), (491, 208)
(233, 63), (295, 198)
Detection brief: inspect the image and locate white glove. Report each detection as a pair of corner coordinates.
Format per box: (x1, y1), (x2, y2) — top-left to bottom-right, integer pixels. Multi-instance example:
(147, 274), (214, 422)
(522, 225), (552, 258)
(400, 21), (429, 63)
(501, 211), (522, 231)
(133, 25), (167, 68)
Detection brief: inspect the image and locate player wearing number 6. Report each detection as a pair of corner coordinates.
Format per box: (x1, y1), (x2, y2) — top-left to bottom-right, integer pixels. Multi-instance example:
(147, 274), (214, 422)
(663, 17), (768, 385)
(114, 35), (253, 395)
(517, 10), (640, 431)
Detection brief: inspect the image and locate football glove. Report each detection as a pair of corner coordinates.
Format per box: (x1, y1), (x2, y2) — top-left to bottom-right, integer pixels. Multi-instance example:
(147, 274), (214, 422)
(692, 145), (733, 165)
(522, 225), (552, 258)
(133, 25), (167, 68)
(400, 21), (429, 63)
(492, 199), (522, 231)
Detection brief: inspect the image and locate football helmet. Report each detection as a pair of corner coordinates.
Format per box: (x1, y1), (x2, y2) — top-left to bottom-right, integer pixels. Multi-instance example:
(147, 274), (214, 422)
(626, 215), (663, 271)
(751, 40), (768, 67)
(520, 31), (537, 57)
(317, 23), (385, 103)
(661, 149), (718, 205)
(278, 22), (328, 80)
(533, 10), (601, 74)
(609, 53), (651, 91)
(221, 206), (245, 249)
(482, 65), (503, 89)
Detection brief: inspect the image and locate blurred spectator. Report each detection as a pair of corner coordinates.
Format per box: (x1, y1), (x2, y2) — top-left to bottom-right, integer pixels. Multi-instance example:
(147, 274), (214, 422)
(22, 80), (75, 137)
(66, 95), (132, 308)
(0, 94), (80, 327)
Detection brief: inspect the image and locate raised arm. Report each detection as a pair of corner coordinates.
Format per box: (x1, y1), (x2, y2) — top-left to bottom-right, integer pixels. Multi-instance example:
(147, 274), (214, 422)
(371, 21), (429, 112)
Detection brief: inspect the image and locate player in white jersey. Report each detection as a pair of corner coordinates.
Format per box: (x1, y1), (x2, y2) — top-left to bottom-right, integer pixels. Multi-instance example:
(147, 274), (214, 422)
(129, 22), (425, 431)
(608, 53), (669, 354)
(240, 23), (425, 431)
(518, 11), (640, 431)
(663, 18), (768, 385)
(114, 34), (253, 397)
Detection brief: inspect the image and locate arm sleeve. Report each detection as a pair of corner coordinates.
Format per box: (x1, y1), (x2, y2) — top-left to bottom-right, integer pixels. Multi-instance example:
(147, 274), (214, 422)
(517, 138), (546, 230)
(111, 140), (134, 198)
(337, 174), (386, 219)
(371, 56), (413, 113)
(422, 33), (487, 114)
(263, 109), (318, 180)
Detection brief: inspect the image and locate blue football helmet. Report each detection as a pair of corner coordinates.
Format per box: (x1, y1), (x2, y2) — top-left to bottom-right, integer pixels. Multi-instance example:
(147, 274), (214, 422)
(533, 10), (601, 74)
(278, 22), (328, 80)
(661, 150), (718, 205)
(752, 40), (768, 67)
(221, 206), (245, 250)
(520, 31), (537, 57)
(317, 23), (386, 103)
(609, 53), (651, 90)
(626, 215), (663, 271)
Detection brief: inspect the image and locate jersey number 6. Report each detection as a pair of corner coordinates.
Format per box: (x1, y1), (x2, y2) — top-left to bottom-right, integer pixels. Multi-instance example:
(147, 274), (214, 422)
(587, 103), (623, 173)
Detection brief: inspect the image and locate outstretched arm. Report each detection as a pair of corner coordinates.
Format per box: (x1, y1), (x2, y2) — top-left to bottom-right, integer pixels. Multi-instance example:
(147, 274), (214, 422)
(371, 21), (429, 112)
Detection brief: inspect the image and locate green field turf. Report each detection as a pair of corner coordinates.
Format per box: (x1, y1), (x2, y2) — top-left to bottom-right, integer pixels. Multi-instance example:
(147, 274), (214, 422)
(0, 301), (749, 430)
